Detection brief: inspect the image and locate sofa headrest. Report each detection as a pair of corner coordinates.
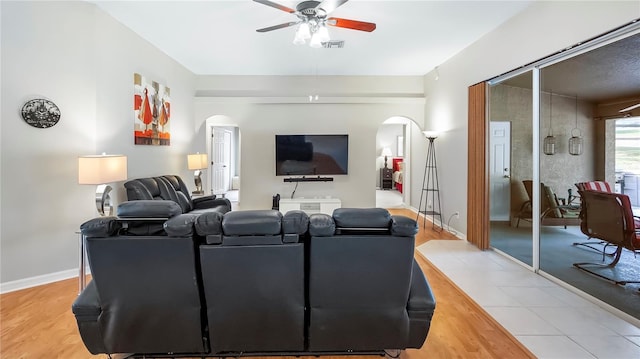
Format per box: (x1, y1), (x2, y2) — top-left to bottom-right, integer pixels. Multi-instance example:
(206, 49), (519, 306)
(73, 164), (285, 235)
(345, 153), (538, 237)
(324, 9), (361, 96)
(309, 214), (335, 237)
(80, 217), (120, 237)
(124, 178), (160, 200)
(117, 200), (182, 219)
(332, 208), (392, 228)
(222, 210), (283, 236)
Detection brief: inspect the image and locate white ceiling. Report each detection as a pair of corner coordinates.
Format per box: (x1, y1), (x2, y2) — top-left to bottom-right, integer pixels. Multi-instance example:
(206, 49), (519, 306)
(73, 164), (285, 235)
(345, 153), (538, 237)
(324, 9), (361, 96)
(90, 0), (533, 76)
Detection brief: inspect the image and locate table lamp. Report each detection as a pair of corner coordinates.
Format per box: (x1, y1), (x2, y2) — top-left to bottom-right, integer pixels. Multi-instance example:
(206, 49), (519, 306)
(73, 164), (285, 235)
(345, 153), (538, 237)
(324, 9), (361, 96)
(381, 147), (392, 169)
(78, 154), (128, 216)
(187, 153), (208, 195)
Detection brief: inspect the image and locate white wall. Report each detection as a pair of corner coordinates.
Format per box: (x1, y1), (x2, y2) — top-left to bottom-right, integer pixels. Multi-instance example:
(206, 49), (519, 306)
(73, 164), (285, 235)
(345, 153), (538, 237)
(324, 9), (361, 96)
(423, 0), (640, 235)
(0, 1), (195, 288)
(195, 97), (424, 209)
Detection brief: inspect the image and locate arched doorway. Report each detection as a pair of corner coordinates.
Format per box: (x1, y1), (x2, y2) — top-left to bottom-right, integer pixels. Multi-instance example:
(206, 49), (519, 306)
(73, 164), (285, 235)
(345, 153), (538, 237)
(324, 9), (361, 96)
(375, 116), (421, 209)
(205, 115), (241, 210)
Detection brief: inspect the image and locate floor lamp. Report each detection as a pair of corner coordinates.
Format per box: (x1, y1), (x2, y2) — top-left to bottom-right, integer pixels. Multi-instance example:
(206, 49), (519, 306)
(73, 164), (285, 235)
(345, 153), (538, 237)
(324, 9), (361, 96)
(78, 154), (128, 216)
(416, 131), (443, 230)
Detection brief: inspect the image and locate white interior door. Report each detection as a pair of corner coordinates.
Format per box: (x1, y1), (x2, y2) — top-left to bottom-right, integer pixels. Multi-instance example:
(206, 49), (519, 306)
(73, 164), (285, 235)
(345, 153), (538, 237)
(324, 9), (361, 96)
(489, 121), (511, 221)
(211, 128), (231, 195)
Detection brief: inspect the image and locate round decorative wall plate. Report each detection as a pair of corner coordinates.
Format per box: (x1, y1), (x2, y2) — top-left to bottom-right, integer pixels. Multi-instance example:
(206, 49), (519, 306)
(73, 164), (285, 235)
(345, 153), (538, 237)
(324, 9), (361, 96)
(21, 98), (61, 128)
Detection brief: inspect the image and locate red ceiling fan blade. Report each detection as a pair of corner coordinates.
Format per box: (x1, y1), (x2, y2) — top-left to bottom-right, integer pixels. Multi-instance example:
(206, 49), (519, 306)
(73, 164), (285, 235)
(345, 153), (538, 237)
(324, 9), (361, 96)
(253, 0), (296, 13)
(256, 22), (299, 32)
(327, 17), (376, 32)
(316, 0), (349, 15)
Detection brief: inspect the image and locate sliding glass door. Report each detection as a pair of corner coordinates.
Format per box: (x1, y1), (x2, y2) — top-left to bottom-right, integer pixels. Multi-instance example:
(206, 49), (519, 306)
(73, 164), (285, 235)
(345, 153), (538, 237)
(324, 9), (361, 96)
(485, 26), (640, 320)
(537, 32), (640, 320)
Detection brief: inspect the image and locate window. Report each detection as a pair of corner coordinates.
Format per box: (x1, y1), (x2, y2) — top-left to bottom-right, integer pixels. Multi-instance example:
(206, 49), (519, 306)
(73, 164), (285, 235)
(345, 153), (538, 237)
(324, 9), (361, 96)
(615, 117), (640, 175)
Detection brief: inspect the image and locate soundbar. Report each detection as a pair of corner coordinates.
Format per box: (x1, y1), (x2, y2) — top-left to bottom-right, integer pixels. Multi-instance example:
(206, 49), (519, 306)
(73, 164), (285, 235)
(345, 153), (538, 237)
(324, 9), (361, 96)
(284, 176), (334, 183)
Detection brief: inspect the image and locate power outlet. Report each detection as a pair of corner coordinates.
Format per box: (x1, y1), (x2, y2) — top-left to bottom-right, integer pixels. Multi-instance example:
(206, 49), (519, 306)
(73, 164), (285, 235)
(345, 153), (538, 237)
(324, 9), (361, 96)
(454, 211), (460, 218)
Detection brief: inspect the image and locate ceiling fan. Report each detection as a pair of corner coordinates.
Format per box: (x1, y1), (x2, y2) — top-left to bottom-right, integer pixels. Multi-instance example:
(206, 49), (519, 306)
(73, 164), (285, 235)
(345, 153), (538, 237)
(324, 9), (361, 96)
(619, 102), (640, 113)
(254, 0), (376, 47)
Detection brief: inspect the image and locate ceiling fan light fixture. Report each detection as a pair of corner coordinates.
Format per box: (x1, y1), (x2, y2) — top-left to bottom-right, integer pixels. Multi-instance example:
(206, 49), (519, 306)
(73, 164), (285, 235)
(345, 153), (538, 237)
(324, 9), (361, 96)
(316, 25), (330, 43)
(309, 31), (323, 48)
(293, 22), (311, 44)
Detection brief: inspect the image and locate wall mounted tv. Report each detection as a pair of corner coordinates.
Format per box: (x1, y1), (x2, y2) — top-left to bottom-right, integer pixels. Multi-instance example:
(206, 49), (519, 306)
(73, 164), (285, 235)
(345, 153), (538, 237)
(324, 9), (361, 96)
(276, 134), (349, 176)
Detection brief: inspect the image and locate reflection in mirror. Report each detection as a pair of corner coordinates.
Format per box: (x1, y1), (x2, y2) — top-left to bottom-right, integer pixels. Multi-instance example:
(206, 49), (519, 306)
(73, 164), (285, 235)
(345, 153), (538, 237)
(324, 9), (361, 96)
(489, 71), (534, 267)
(537, 33), (640, 321)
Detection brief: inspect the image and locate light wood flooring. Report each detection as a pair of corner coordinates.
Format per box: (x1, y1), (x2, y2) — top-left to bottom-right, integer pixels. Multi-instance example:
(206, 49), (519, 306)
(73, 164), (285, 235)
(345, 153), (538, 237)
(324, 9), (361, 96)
(0, 208), (535, 358)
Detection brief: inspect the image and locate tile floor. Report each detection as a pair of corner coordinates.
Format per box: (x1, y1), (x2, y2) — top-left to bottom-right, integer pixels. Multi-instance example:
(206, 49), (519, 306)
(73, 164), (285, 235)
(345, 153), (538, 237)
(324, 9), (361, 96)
(417, 240), (640, 359)
(375, 189), (404, 208)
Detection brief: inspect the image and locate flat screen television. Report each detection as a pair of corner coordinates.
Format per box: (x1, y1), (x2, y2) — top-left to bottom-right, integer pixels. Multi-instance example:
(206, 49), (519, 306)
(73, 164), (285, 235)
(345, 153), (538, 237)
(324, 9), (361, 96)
(276, 134), (348, 176)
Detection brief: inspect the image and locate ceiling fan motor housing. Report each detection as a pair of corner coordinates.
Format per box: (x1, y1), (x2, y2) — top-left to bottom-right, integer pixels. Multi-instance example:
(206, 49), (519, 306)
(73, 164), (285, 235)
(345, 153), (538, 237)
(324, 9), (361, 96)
(297, 1), (325, 17)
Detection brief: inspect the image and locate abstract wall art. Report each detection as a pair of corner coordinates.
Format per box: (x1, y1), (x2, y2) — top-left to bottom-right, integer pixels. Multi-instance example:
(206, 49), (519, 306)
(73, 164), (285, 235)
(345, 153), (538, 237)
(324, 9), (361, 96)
(133, 73), (170, 146)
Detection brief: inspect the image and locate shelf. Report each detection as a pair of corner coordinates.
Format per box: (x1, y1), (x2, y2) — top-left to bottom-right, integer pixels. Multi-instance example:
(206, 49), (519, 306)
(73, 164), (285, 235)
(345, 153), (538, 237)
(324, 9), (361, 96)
(419, 210), (441, 216)
(279, 197), (341, 215)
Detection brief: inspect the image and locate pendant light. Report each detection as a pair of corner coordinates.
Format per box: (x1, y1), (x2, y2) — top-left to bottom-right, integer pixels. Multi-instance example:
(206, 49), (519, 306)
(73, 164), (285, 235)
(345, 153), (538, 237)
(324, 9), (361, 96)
(543, 91), (556, 155)
(569, 95), (583, 155)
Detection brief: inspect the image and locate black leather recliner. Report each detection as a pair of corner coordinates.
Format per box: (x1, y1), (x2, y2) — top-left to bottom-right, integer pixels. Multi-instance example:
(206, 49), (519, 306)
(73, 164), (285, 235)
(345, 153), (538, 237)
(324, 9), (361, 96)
(195, 209), (309, 354)
(307, 208), (435, 352)
(124, 175), (231, 214)
(71, 200), (208, 355)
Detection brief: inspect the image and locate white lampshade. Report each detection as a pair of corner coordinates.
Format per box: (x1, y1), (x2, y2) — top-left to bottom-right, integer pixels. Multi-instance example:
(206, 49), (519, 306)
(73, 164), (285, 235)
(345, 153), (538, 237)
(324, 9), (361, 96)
(78, 155), (128, 185)
(78, 154), (128, 216)
(316, 25), (330, 43)
(293, 22), (311, 45)
(422, 131), (439, 139)
(381, 147), (393, 157)
(309, 32), (323, 48)
(188, 153), (208, 170)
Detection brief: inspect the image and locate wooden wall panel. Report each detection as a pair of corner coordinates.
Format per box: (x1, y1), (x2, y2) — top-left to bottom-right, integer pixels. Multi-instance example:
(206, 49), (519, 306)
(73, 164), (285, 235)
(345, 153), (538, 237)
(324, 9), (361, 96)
(467, 82), (490, 250)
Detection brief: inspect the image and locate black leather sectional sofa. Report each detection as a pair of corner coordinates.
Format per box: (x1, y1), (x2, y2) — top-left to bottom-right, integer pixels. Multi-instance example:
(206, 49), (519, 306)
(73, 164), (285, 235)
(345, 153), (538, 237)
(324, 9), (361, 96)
(72, 204), (436, 358)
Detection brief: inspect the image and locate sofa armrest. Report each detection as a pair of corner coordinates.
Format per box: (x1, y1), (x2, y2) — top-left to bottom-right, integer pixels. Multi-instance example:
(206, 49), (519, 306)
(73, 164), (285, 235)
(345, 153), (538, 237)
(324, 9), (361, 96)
(164, 213), (200, 237)
(308, 213), (335, 237)
(193, 197), (232, 213)
(192, 194), (216, 204)
(117, 200), (182, 218)
(406, 259), (436, 349)
(391, 215), (419, 237)
(407, 259), (436, 314)
(72, 281), (101, 318)
(71, 281), (107, 354)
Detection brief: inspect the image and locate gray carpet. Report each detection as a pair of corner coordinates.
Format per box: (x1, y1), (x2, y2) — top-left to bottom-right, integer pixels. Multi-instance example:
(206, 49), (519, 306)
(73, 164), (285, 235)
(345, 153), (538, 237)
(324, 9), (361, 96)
(490, 221), (640, 320)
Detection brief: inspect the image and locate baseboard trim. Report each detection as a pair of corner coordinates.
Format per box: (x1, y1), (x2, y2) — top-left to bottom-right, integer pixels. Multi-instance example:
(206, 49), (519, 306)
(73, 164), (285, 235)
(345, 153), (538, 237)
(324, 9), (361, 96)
(1, 267), (89, 294)
(407, 205), (466, 240)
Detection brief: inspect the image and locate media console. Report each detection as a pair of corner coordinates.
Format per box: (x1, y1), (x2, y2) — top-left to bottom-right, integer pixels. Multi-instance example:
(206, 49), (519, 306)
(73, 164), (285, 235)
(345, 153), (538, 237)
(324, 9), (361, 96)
(279, 197), (341, 215)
